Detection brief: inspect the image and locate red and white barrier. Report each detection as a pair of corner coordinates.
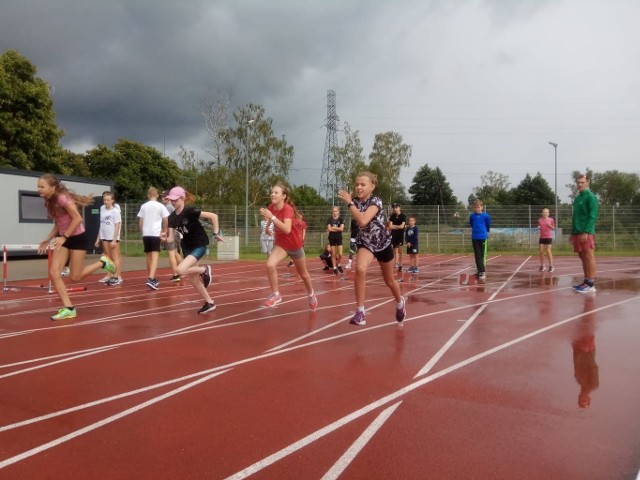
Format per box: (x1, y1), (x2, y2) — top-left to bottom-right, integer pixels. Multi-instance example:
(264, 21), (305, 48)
(2, 244), (53, 293)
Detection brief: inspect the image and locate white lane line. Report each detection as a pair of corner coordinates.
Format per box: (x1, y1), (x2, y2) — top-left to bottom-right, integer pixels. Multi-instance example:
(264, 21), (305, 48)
(224, 295), (640, 480)
(266, 265), (473, 352)
(321, 402), (402, 480)
(0, 369), (232, 470)
(413, 256), (531, 378)
(0, 348), (115, 379)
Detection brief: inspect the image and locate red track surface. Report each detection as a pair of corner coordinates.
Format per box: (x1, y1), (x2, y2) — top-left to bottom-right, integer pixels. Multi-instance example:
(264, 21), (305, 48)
(1, 255), (639, 479)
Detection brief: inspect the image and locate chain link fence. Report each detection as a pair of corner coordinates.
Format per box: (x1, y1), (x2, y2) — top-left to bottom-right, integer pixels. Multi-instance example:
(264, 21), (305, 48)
(116, 203), (640, 256)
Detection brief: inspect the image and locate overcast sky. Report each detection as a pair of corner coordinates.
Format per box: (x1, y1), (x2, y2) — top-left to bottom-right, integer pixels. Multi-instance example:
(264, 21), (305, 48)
(2, 0), (639, 203)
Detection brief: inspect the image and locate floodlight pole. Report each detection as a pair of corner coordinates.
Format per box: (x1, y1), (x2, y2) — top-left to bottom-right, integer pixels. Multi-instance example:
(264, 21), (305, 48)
(548, 141), (558, 235)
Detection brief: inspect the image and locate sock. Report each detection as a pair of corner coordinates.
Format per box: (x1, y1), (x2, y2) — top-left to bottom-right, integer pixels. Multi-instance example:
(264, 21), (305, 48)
(308, 290), (314, 297)
(357, 306), (365, 313)
(274, 291), (280, 297)
(396, 299), (405, 309)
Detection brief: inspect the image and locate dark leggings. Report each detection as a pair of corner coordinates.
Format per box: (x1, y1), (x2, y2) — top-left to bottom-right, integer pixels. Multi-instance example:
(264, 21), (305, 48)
(472, 239), (486, 273)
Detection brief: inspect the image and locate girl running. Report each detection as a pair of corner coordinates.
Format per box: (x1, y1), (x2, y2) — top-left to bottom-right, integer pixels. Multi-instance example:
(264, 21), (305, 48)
(164, 186), (222, 314)
(37, 174), (116, 321)
(259, 183), (317, 310)
(337, 171), (406, 326)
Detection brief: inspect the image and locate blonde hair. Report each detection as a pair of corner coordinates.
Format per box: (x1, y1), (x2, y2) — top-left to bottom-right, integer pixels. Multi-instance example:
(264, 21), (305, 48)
(356, 171), (378, 186)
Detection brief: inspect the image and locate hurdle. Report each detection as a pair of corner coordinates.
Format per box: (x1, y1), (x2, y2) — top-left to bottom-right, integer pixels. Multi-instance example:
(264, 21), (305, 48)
(2, 244), (53, 293)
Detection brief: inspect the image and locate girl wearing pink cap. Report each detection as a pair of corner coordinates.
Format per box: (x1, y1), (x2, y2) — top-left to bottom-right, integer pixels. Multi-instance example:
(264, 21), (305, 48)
(164, 186), (223, 314)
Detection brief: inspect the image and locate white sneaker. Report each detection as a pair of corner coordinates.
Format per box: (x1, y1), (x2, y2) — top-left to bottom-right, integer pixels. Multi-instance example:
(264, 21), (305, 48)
(346, 261), (352, 269)
(98, 274), (110, 283)
(61, 267), (70, 277)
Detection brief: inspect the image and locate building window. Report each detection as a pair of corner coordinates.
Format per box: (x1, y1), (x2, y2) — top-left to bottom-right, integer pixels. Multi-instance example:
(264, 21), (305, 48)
(19, 191), (51, 223)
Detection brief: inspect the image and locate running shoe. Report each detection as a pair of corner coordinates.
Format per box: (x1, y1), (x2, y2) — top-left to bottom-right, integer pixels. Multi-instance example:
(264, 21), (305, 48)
(478, 272), (486, 280)
(333, 268), (340, 276)
(548, 266), (555, 273)
(349, 310), (366, 326)
(412, 267), (419, 273)
(574, 283), (596, 293)
(98, 274), (110, 283)
(51, 307), (76, 321)
(106, 277), (121, 286)
(309, 295), (318, 311)
(397, 264), (403, 273)
(201, 265), (212, 288)
(146, 278), (159, 290)
(198, 301), (217, 314)
(100, 255), (116, 273)
(539, 265), (546, 272)
(61, 267), (70, 277)
(170, 274), (181, 282)
(263, 293), (282, 308)
(337, 265), (344, 274)
(287, 261), (294, 267)
(345, 261), (352, 270)
(396, 296), (406, 322)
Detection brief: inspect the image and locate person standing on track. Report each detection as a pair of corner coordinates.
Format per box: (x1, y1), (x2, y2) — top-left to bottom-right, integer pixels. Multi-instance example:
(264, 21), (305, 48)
(537, 207), (555, 272)
(259, 183), (317, 310)
(36, 174), (116, 321)
(95, 191), (122, 285)
(326, 205), (345, 275)
(388, 203), (406, 272)
(138, 187), (170, 290)
(469, 199), (491, 280)
(164, 186), (223, 314)
(337, 171), (406, 326)
(571, 174), (599, 293)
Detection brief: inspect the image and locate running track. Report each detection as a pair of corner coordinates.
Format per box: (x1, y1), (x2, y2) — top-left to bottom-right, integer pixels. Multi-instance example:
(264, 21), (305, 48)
(1, 255), (639, 479)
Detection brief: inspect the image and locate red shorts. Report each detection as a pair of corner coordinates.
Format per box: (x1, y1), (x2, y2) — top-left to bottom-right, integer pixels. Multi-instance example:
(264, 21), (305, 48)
(571, 234), (595, 253)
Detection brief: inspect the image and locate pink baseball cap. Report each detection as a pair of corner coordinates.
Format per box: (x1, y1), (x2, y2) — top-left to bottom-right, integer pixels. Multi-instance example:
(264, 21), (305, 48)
(164, 186), (186, 200)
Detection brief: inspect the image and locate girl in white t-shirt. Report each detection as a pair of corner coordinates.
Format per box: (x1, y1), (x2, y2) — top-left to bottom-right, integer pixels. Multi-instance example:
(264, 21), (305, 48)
(96, 192), (123, 284)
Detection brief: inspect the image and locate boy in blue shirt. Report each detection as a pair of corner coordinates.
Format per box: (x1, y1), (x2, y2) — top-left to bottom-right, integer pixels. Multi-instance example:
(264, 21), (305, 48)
(469, 199), (491, 279)
(405, 215), (419, 272)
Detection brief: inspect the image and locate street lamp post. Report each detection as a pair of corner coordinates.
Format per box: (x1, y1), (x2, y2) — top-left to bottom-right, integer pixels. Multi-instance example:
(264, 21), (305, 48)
(548, 142), (558, 236)
(245, 119), (255, 246)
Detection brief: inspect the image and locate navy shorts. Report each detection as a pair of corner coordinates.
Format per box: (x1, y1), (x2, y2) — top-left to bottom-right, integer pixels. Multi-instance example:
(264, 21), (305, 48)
(143, 236), (162, 253)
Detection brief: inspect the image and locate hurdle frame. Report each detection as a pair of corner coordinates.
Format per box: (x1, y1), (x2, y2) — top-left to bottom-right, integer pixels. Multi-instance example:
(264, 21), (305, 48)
(2, 244), (53, 293)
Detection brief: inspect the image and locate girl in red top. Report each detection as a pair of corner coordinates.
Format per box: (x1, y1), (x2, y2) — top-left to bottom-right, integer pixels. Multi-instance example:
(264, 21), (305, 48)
(259, 183), (317, 309)
(537, 207), (556, 272)
(37, 174), (116, 321)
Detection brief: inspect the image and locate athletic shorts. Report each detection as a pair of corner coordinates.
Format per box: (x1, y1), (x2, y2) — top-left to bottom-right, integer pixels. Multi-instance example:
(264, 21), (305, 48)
(406, 246), (418, 255)
(183, 245), (207, 261)
(358, 244), (394, 263)
(391, 238), (404, 248)
(286, 248), (305, 260)
(539, 238), (553, 245)
(328, 238), (342, 247)
(571, 234), (595, 253)
(63, 231), (89, 251)
(142, 236), (162, 253)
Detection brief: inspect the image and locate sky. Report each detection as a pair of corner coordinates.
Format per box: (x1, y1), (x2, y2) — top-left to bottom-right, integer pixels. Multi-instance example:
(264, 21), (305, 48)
(2, 0), (639, 204)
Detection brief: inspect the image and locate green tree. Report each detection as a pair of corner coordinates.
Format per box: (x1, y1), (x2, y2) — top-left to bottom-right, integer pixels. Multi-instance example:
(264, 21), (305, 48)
(367, 131), (411, 205)
(332, 122), (367, 191)
(0, 50), (64, 172)
(290, 184), (329, 207)
(510, 172), (556, 205)
(474, 171), (511, 205)
(590, 170), (640, 205)
(59, 149), (91, 177)
(408, 164), (458, 206)
(219, 104), (294, 207)
(85, 140), (181, 202)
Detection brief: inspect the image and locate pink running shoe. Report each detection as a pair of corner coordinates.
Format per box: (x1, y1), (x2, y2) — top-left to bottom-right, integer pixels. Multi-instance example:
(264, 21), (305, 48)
(263, 293), (282, 307)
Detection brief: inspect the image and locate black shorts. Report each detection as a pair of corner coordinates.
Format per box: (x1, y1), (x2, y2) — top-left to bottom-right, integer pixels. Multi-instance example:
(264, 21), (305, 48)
(63, 231), (89, 251)
(143, 236), (162, 253)
(406, 246), (418, 255)
(358, 244), (394, 263)
(539, 238), (553, 245)
(328, 238), (342, 247)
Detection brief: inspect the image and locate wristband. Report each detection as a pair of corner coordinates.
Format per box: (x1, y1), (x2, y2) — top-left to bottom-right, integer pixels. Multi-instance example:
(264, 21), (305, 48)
(348, 201), (354, 207)
(213, 232), (219, 236)
(271, 216), (276, 222)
